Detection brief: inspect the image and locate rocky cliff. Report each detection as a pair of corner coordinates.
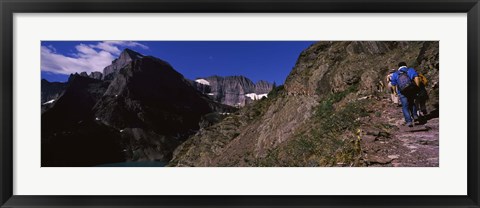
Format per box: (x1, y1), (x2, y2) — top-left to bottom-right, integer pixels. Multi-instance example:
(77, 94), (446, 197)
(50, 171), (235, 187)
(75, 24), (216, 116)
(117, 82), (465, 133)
(170, 41), (439, 167)
(191, 76), (274, 107)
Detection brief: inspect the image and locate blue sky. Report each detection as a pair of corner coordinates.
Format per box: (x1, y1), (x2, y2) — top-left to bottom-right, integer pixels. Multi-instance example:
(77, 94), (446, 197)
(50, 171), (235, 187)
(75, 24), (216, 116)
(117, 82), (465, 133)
(41, 41), (315, 84)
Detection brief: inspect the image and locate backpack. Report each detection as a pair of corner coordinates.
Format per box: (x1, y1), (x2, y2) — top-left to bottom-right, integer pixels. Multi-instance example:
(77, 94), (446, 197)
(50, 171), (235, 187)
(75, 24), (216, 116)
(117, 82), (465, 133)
(418, 73), (428, 86)
(397, 70), (417, 96)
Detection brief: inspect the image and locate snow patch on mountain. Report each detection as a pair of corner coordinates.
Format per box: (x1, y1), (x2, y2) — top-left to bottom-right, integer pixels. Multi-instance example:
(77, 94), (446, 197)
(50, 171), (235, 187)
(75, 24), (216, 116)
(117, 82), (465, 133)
(42, 99), (55, 105)
(195, 79), (210, 86)
(245, 93), (268, 101)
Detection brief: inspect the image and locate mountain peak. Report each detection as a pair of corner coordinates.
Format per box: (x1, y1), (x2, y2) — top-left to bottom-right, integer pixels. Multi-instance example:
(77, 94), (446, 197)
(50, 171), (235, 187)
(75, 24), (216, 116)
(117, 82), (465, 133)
(103, 48), (145, 80)
(120, 48), (144, 60)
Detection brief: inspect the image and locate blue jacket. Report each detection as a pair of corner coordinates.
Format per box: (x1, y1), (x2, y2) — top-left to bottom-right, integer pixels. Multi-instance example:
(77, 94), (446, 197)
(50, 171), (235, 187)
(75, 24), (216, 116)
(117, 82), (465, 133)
(391, 66), (419, 96)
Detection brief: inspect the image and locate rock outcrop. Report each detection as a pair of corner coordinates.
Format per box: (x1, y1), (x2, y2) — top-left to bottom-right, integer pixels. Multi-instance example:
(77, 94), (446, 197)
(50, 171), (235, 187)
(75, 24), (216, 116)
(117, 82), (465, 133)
(89, 71), (103, 80)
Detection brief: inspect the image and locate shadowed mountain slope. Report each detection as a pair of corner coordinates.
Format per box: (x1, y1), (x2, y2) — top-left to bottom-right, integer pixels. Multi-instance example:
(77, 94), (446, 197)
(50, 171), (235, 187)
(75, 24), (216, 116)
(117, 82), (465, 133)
(42, 49), (236, 166)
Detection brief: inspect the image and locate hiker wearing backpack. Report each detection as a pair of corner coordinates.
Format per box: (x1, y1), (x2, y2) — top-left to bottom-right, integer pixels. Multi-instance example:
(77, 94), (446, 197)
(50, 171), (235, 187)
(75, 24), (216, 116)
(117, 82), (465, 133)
(391, 62), (421, 127)
(386, 68), (400, 106)
(415, 73), (429, 117)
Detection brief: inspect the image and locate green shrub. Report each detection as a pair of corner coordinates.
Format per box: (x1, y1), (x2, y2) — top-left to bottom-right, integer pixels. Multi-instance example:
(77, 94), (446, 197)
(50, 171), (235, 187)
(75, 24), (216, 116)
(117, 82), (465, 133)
(260, 84), (367, 167)
(267, 85), (285, 98)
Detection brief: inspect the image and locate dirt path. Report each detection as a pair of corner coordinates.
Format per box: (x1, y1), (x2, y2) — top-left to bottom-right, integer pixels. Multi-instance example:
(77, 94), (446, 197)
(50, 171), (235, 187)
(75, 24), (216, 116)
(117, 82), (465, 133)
(360, 97), (439, 167)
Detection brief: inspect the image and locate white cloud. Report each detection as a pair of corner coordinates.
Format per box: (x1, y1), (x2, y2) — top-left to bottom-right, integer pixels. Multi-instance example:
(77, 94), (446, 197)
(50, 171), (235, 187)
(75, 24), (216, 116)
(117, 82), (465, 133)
(76, 44), (98, 56)
(90, 41), (149, 55)
(41, 41), (148, 75)
(92, 42), (121, 54)
(46, 45), (56, 53)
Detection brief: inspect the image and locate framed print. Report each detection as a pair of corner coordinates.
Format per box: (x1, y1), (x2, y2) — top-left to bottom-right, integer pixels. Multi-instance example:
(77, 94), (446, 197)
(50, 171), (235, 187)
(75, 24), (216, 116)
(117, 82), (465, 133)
(1, 0), (479, 207)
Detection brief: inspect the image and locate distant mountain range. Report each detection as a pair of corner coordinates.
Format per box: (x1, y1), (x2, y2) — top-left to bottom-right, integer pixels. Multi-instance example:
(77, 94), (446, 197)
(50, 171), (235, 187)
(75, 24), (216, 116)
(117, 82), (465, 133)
(41, 49), (273, 166)
(42, 49), (274, 109)
(190, 76), (273, 107)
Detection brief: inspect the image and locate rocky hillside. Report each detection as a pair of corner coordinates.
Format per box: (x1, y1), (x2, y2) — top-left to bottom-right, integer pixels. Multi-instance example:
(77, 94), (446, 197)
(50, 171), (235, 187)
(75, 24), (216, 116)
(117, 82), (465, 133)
(41, 79), (67, 103)
(191, 76), (274, 107)
(170, 41), (439, 167)
(41, 79), (67, 112)
(42, 49), (236, 166)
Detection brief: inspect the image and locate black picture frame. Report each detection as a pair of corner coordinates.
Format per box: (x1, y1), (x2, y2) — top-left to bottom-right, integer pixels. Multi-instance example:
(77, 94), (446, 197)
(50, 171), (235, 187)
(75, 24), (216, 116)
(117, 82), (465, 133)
(1, 0), (479, 207)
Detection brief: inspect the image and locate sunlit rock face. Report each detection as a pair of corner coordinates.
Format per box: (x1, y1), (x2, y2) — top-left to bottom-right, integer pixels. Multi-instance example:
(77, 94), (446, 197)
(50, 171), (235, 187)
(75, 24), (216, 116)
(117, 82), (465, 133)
(191, 75), (274, 107)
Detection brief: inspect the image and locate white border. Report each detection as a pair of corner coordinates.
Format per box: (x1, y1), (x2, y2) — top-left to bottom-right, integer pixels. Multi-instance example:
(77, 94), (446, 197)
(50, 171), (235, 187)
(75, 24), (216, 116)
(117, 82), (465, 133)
(13, 13), (467, 195)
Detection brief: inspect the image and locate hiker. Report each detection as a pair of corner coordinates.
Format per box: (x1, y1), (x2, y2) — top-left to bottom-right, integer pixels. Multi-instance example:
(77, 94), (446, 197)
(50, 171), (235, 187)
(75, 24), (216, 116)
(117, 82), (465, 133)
(415, 73), (429, 117)
(386, 68), (400, 105)
(377, 80), (384, 93)
(391, 62), (421, 127)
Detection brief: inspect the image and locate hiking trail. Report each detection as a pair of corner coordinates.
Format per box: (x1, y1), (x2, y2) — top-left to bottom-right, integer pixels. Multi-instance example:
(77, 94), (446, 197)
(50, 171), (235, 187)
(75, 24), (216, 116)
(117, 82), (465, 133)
(359, 96), (439, 167)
